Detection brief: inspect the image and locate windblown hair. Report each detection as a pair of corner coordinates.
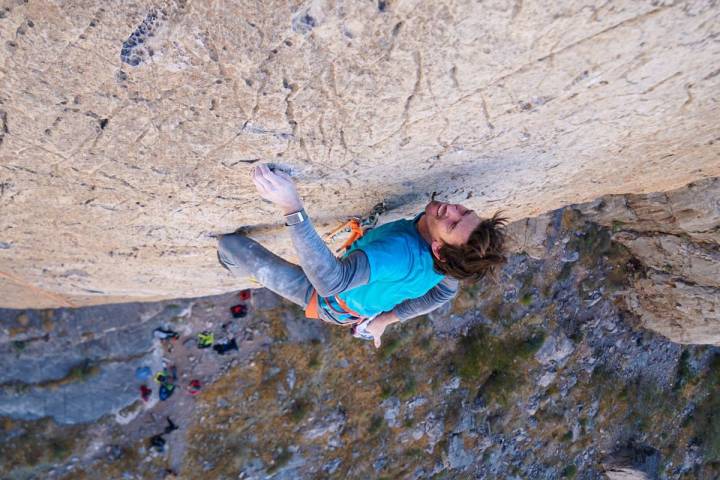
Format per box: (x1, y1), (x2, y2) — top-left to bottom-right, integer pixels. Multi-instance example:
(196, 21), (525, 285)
(433, 211), (508, 282)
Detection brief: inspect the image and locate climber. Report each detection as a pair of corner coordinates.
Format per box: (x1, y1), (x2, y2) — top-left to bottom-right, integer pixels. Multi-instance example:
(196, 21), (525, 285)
(217, 164), (507, 348)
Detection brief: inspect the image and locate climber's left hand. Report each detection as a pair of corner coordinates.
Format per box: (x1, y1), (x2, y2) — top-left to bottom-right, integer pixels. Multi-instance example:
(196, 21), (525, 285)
(251, 164), (303, 215)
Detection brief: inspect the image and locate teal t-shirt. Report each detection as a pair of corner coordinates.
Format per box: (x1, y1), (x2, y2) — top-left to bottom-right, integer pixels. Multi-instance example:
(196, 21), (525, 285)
(334, 214), (445, 318)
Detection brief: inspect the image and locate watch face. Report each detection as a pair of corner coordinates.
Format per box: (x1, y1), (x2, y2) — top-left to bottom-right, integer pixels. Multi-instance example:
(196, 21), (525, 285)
(286, 211), (304, 225)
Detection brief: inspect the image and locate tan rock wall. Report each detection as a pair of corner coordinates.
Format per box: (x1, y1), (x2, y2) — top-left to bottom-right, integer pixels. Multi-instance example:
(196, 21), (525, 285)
(578, 177), (720, 345)
(1, 0), (719, 308)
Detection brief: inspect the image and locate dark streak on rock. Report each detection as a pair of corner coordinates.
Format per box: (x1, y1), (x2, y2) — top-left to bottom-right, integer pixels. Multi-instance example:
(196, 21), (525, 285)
(0, 111), (8, 146)
(222, 158), (260, 168)
(704, 68), (720, 81)
(99, 118), (109, 130)
(292, 11), (316, 34)
(378, 0), (388, 12)
(121, 10), (160, 67)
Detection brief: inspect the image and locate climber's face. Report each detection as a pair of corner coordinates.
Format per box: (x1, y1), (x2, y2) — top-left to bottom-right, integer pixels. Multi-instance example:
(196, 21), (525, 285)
(424, 201), (482, 251)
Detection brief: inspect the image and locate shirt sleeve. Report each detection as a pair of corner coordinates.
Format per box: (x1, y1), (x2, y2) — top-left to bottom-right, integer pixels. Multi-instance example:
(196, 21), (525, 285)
(392, 276), (460, 322)
(288, 210), (370, 297)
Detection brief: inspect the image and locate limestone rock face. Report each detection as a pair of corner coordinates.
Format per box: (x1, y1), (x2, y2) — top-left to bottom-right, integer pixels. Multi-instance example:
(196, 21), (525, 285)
(507, 178), (720, 345)
(1, 1), (719, 308)
(577, 178), (720, 345)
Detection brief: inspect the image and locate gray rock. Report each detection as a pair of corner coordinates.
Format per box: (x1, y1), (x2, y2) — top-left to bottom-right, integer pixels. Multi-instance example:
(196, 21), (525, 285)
(0, 358), (154, 424)
(286, 369), (295, 390)
(303, 409), (346, 440)
(443, 376), (461, 392)
(447, 433), (473, 470)
(239, 457), (266, 479)
(454, 403), (476, 433)
(281, 310), (326, 343)
(323, 458), (342, 474)
(537, 371), (556, 387)
(268, 450), (306, 480)
(525, 396), (540, 416)
(587, 399), (600, 418)
(251, 288), (281, 310)
(411, 467), (429, 479)
(535, 333), (574, 365)
(424, 412), (444, 452)
(381, 397), (401, 428)
(373, 456), (388, 472)
(406, 396), (428, 412)
(561, 251), (579, 263)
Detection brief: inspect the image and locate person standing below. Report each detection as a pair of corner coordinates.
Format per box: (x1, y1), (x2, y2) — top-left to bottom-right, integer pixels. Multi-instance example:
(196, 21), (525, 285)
(217, 165), (507, 347)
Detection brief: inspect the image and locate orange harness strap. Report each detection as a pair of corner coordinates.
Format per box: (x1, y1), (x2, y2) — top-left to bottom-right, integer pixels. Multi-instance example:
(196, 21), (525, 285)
(305, 291), (321, 319)
(338, 219), (364, 254)
(304, 291), (364, 324)
(304, 219), (367, 321)
(334, 295), (363, 318)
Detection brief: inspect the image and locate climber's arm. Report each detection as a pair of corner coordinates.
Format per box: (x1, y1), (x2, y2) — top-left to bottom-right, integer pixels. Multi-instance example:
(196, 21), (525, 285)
(392, 276), (460, 321)
(288, 214), (370, 296)
(365, 277), (459, 347)
(251, 164), (370, 296)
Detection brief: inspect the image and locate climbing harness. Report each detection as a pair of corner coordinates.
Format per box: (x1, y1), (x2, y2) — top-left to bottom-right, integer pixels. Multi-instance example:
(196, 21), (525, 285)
(307, 202), (387, 323)
(324, 201), (386, 255)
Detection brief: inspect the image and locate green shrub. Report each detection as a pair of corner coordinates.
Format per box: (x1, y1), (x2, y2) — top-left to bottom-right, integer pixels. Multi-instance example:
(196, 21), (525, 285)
(519, 292), (533, 306)
(368, 414), (384, 434)
(288, 398), (310, 423)
(561, 464), (577, 478)
(673, 349), (692, 391)
(267, 447), (292, 474)
(451, 326), (545, 406)
(379, 337), (401, 359)
(693, 355), (720, 460)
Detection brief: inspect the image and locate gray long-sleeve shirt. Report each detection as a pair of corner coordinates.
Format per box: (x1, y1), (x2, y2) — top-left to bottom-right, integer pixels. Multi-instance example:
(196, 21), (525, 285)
(288, 209), (459, 322)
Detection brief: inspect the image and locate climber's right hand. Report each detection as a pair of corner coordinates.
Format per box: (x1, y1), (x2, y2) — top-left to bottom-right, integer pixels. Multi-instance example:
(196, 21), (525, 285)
(251, 164), (303, 215)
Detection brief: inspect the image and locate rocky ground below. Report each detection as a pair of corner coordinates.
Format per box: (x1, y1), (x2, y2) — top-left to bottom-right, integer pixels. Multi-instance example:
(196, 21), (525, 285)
(1, 180), (719, 480)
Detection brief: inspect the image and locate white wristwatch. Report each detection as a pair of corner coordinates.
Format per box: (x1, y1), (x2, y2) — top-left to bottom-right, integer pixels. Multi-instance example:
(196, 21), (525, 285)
(284, 209), (307, 226)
